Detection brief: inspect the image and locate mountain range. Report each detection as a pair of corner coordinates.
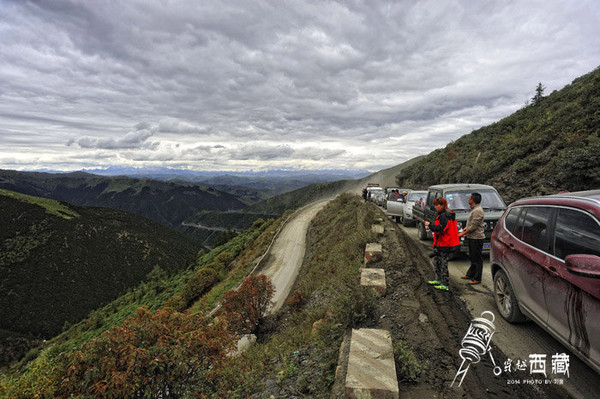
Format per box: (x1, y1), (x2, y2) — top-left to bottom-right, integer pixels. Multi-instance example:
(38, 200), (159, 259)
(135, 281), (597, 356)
(0, 189), (202, 367)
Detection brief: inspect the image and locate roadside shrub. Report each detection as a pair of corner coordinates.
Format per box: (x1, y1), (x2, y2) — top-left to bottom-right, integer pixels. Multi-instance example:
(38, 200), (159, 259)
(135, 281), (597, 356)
(220, 275), (275, 334)
(215, 251), (235, 269)
(180, 268), (220, 308)
(52, 306), (235, 398)
(393, 339), (426, 382)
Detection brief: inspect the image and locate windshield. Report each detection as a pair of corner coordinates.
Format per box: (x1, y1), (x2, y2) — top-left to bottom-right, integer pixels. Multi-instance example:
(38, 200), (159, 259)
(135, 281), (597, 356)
(444, 189), (506, 211)
(408, 192), (427, 201)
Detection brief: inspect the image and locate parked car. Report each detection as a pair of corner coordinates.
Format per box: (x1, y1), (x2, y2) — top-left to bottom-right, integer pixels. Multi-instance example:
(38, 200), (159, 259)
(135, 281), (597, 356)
(383, 188), (399, 209)
(412, 184), (507, 253)
(368, 186), (385, 205)
(387, 190), (427, 226)
(366, 185), (383, 203)
(490, 190), (600, 375)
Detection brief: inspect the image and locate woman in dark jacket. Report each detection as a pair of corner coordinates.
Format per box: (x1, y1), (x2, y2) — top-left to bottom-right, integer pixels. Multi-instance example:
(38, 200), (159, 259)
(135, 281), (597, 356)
(424, 197), (460, 291)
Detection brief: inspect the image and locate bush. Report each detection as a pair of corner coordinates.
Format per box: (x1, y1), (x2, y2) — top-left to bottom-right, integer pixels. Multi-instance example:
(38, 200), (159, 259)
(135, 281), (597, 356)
(393, 339), (426, 382)
(180, 268), (220, 308)
(220, 275), (275, 334)
(214, 251), (234, 269)
(52, 307), (235, 398)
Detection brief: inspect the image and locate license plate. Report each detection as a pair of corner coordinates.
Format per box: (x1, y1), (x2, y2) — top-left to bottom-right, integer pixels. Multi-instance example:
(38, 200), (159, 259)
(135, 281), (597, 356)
(483, 243), (491, 250)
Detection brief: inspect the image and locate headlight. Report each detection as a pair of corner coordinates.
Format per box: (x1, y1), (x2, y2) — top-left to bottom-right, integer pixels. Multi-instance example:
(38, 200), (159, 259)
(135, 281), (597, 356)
(483, 222), (488, 230)
(457, 222), (463, 229)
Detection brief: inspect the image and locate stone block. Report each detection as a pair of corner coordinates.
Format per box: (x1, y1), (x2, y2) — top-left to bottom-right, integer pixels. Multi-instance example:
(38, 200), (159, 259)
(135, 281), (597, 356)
(360, 268), (386, 296)
(364, 243), (382, 264)
(372, 224), (384, 236)
(345, 329), (399, 398)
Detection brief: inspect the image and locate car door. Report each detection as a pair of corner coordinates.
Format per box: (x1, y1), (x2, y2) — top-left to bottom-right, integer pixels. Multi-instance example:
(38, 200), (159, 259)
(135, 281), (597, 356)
(502, 206), (554, 325)
(543, 207), (600, 370)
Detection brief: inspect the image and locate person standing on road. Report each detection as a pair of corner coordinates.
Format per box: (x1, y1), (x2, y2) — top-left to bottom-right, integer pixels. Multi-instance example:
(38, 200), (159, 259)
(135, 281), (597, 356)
(459, 192), (485, 285)
(424, 197), (460, 291)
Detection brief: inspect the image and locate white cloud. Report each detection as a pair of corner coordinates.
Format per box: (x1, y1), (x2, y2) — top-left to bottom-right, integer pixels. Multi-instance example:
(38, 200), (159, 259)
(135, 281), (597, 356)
(0, 0), (599, 172)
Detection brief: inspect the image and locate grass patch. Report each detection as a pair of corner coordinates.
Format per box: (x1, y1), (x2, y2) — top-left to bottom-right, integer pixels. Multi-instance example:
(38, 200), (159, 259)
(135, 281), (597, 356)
(0, 189), (79, 219)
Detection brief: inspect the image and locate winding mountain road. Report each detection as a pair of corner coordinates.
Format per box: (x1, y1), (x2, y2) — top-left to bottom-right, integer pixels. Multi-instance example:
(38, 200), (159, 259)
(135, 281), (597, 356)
(257, 198), (331, 312)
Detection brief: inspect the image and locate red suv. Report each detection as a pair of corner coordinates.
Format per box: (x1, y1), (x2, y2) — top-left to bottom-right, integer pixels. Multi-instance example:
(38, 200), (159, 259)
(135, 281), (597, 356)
(491, 190), (600, 375)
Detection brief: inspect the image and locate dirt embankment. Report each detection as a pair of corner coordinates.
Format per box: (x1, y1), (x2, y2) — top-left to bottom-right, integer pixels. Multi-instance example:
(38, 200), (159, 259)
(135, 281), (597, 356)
(335, 205), (568, 398)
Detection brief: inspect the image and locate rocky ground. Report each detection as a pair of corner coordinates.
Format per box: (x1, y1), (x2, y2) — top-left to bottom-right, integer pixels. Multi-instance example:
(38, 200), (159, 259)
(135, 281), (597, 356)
(329, 213), (570, 398)
(248, 199), (573, 398)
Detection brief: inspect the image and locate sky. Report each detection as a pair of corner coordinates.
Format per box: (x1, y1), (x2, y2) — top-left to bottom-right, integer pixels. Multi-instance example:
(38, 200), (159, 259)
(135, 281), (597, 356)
(1, 0), (599, 173)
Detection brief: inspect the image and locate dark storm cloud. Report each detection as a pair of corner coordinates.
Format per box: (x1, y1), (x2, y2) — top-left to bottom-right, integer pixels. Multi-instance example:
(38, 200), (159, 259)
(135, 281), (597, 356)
(0, 0), (599, 171)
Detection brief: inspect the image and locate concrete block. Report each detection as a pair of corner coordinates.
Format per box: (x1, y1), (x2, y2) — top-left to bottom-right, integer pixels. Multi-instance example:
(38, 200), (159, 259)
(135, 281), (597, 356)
(374, 217), (384, 224)
(345, 329), (399, 399)
(371, 224), (384, 236)
(364, 243), (382, 264)
(361, 268), (386, 296)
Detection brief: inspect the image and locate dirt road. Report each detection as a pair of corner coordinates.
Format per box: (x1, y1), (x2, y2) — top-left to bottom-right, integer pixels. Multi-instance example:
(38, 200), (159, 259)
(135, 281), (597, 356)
(393, 214), (600, 399)
(257, 199), (331, 312)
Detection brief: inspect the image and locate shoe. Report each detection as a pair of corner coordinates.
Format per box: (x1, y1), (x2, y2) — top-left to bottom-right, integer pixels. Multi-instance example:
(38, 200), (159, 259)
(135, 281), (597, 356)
(468, 280), (481, 285)
(427, 280), (440, 285)
(434, 285), (449, 291)
(461, 275), (471, 280)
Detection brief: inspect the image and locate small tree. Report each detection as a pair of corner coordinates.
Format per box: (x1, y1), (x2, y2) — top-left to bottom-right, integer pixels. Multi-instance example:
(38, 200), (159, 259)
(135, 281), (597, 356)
(531, 82), (546, 105)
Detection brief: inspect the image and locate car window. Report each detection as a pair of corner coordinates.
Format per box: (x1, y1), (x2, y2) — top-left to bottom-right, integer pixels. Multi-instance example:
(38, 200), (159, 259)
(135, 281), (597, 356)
(427, 192), (439, 207)
(408, 192), (425, 201)
(554, 208), (600, 259)
(504, 207), (521, 235)
(444, 189), (506, 211)
(520, 207), (552, 252)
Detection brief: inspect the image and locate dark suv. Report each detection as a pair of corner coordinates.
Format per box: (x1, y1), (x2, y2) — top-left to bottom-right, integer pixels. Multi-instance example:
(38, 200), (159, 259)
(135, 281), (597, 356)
(490, 190), (600, 375)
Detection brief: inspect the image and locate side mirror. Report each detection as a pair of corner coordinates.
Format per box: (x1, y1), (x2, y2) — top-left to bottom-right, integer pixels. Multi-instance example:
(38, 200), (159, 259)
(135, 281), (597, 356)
(565, 254), (600, 279)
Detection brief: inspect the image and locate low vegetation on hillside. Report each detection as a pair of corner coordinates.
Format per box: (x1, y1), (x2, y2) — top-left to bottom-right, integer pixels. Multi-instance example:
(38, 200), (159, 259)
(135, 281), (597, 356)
(0, 190), (202, 368)
(0, 212), (286, 397)
(395, 67), (600, 201)
(0, 194), (377, 398)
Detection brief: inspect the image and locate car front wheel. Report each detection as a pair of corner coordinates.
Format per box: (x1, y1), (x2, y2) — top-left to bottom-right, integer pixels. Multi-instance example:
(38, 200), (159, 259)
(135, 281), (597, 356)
(493, 269), (528, 323)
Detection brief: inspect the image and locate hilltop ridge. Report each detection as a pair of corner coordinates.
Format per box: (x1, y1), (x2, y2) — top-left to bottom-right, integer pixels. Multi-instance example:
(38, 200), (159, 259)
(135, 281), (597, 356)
(394, 67), (600, 200)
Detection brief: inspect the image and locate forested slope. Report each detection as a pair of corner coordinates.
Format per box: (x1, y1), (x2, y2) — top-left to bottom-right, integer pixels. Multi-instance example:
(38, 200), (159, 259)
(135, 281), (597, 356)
(0, 189), (201, 341)
(395, 67), (600, 201)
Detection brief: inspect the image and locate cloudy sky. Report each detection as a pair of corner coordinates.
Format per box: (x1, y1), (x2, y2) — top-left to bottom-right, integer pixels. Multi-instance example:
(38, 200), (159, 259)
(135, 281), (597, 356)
(1, 0), (599, 173)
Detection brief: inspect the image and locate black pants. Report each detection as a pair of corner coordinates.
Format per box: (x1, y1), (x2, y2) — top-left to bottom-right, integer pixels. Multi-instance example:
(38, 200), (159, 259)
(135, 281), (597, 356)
(433, 250), (449, 286)
(466, 238), (484, 281)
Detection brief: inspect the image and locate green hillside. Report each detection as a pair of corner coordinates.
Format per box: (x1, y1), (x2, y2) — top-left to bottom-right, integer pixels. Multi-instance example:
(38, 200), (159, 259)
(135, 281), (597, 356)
(0, 190), (201, 366)
(0, 170), (247, 230)
(0, 208), (285, 397)
(185, 179), (357, 235)
(395, 67), (600, 200)
(0, 194), (375, 398)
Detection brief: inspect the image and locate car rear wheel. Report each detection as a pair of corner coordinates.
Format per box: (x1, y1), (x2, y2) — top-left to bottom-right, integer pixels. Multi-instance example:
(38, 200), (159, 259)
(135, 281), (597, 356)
(493, 269), (528, 323)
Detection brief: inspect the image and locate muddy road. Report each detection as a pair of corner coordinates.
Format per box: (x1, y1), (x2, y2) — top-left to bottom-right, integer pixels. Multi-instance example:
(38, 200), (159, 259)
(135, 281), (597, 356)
(374, 209), (600, 398)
